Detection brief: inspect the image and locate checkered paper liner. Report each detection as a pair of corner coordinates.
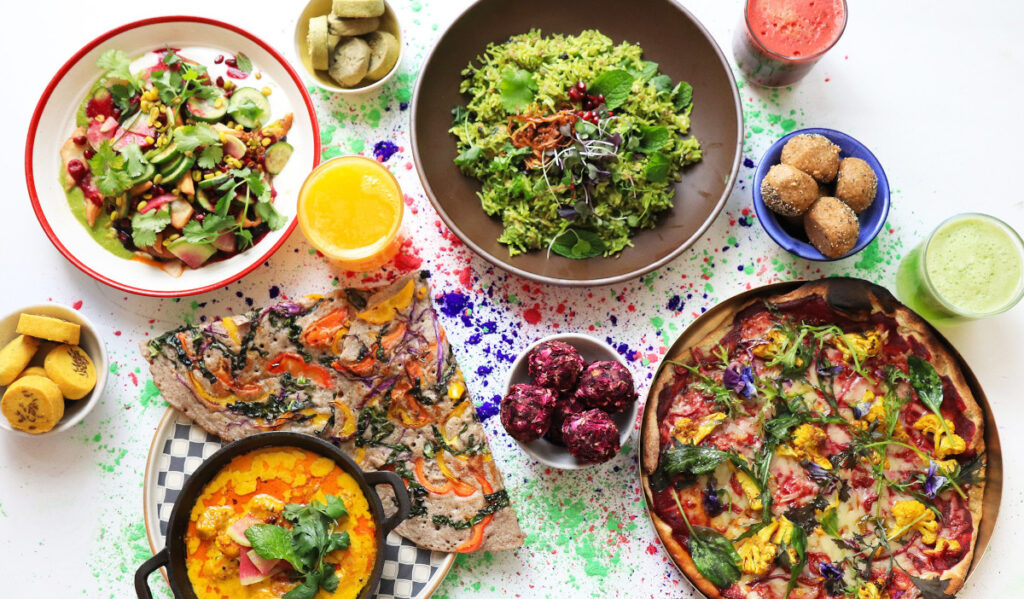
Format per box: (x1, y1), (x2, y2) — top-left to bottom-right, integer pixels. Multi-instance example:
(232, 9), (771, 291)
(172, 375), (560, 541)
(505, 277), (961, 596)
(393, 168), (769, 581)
(145, 409), (453, 599)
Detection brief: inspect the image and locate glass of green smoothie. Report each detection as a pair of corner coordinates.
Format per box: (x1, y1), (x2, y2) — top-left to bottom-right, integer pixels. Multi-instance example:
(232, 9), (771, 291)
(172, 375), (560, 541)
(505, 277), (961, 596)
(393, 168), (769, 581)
(897, 213), (1024, 321)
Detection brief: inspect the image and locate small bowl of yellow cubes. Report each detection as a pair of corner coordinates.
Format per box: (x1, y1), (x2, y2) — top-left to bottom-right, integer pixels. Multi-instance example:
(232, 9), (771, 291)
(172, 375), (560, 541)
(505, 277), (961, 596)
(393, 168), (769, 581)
(0, 305), (107, 436)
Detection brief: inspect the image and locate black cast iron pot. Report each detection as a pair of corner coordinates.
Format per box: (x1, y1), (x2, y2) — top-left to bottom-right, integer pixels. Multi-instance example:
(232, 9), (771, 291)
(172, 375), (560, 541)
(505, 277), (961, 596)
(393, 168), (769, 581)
(134, 432), (410, 598)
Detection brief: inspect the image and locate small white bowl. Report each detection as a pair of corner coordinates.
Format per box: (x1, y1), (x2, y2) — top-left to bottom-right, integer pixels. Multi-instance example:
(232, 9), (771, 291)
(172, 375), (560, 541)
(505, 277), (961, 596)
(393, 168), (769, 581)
(294, 0), (403, 94)
(503, 333), (639, 469)
(0, 304), (107, 436)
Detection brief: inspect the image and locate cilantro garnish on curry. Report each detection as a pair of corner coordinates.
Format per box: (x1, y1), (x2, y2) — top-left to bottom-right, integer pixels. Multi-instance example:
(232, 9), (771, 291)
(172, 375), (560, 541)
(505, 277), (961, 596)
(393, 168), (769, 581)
(60, 47), (295, 274)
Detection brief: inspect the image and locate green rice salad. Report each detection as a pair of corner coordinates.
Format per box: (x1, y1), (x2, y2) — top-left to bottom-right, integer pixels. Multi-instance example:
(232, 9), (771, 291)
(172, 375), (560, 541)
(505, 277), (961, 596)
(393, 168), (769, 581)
(450, 29), (702, 258)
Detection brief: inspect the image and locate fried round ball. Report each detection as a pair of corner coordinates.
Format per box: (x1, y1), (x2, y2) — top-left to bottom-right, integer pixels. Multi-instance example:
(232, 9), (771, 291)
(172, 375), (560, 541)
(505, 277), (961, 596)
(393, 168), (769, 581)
(804, 196), (860, 258)
(574, 361), (637, 414)
(834, 157), (878, 213)
(562, 409), (620, 464)
(544, 392), (588, 445)
(527, 340), (585, 393)
(781, 134), (841, 183)
(761, 164), (819, 217)
(500, 384), (558, 442)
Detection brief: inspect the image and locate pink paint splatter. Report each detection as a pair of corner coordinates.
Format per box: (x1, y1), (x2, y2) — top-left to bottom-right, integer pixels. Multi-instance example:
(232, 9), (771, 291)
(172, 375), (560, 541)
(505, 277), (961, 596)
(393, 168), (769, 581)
(523, 307), (541, 324)
(72, 300), (83, 310)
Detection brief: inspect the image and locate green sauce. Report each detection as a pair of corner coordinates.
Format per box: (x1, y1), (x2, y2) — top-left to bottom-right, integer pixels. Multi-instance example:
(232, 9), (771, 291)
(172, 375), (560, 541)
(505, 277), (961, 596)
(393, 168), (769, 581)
(925, 215), (1024, 314)
(64, 181), (134, 260)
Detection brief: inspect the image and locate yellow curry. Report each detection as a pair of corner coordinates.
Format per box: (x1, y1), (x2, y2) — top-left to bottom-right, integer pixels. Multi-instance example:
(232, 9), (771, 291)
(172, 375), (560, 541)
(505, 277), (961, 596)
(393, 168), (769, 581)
(185, 448), (377, 599)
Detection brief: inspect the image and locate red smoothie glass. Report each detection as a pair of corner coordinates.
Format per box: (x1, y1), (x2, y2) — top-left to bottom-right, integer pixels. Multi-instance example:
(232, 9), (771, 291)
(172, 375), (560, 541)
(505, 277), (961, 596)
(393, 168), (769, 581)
(733, 0), (848, 87)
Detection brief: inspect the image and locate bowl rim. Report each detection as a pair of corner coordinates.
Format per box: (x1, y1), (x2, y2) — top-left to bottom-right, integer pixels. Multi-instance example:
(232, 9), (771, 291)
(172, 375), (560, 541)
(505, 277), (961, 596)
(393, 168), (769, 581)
(751, 127), (891, 262)
(410, 0), (744, 286)
(503, 332), (639, 469)
(0, 303), (108, 436)
(293, 0), (403, 94)
(24, 15), (321, 298)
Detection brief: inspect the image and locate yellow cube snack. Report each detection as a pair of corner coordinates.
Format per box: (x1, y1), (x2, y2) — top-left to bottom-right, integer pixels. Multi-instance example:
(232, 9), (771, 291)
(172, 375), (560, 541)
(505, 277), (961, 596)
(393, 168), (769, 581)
(16, 366), (48, 380)
(16, 313), (81, 345)
(0, 335), (41, 386)
(1, 375), (64, 434)
(44, 345), (96, 400)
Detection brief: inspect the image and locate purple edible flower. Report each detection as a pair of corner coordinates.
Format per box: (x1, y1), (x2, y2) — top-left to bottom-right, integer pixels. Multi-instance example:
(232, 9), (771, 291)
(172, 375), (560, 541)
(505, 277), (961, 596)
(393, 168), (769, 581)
(817, 361), (842, 377)
(803, 460), (832, 483)
(819, 561), (842, 581)
(923, 460), (948, 498)
(267, 300), (305, 316)
(703, 480), (724, 517)
(852, 402), (873, 419)
(723, 363), (756, 399)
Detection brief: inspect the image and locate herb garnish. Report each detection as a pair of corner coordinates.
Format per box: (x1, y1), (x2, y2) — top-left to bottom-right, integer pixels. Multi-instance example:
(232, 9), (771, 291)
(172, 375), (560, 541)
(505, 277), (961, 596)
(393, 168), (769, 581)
(669, 489), (742, 589)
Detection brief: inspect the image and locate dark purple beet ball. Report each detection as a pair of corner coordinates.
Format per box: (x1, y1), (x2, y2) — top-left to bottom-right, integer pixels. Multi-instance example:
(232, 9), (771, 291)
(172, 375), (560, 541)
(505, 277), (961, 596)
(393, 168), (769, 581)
(500, 384), (558, 442)
(527, 340), (585, 393)
(561, 408), (620, 464)
(544, 392), (588, 446)
(574, 360), (637, 413)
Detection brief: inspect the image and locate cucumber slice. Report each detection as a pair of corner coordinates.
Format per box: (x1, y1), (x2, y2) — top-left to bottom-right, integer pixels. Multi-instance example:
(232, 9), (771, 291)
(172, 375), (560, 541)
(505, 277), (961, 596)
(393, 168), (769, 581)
(264, 142), (294, 175)
(227, 88), (271, 129)
(185, 89), (228, 123)
(160, 155), (196, 185)
(198, 173), (231, 189)
(147, 142), (180, 165)
(196, 188), (215, 211)
(130, 162), (156, 186)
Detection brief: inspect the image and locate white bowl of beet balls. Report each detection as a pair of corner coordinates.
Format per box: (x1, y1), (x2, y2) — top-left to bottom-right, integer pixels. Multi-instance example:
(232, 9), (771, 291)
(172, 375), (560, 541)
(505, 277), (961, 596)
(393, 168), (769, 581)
(500, 334), (639, 469)
(752, 128), (890, 261)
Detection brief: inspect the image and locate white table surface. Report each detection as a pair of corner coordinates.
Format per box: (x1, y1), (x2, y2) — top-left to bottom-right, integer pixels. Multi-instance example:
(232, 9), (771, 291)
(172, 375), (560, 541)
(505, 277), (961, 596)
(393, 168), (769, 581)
(1, 1), (1022, 597)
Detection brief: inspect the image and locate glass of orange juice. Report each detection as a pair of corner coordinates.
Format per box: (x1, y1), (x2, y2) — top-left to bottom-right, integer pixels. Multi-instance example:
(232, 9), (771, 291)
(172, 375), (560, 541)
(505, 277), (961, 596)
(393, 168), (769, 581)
(297, 156), (404, 271)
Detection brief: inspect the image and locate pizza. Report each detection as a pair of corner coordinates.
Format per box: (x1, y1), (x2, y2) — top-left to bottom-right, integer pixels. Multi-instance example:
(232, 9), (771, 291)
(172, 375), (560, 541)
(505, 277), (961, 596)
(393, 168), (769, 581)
(641, 279), (986, 599)
(142, 272), (524, 553)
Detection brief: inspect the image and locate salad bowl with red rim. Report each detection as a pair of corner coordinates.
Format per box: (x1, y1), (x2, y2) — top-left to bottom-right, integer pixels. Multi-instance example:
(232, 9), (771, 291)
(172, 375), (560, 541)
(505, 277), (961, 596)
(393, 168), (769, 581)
(25, 16), (319, 297)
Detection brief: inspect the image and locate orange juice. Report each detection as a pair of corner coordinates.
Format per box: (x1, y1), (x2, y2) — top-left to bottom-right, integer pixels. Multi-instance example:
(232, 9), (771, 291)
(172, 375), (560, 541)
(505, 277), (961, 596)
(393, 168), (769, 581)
(297, 156), (403, 271)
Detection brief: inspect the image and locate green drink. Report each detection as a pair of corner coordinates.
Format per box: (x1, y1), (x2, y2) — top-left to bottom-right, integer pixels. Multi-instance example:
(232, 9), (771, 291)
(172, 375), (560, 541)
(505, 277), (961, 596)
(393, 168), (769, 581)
(897, 213), (1024, 321)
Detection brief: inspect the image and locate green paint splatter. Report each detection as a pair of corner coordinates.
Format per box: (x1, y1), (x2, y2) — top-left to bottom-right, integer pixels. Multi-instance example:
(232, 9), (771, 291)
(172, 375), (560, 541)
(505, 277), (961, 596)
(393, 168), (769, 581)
(854, 238), (884, 271)
(322, 145), (343, 160)
(139, 379), (165, 409)
(321, 123), (337, 145)
(108, 362), (120, 374)
(348, 137), (365, 154)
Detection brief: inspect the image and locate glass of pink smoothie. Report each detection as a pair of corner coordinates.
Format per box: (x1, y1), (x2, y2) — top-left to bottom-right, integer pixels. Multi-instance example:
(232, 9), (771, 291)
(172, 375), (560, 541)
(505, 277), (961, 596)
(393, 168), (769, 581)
(733, 0), (848, 87)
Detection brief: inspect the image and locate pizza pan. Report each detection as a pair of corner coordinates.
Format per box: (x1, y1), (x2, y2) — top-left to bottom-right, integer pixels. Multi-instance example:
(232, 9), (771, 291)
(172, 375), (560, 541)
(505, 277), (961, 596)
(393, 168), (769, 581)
(637, 277), (1002, 597)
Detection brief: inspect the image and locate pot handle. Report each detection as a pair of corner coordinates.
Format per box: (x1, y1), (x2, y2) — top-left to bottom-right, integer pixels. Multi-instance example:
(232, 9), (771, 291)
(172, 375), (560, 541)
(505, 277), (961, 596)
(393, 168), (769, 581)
(365, 470), (411, 534)
(134, 548), (169, 599)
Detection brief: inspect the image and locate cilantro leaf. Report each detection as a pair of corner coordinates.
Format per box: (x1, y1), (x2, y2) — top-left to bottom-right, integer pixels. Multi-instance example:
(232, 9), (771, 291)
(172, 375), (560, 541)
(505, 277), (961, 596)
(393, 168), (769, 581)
(88, 141), (132, 196)
(590, 69), (633, 110)
(229, 96), (265, 122)
(255, 200), (287, 230)
(197, 145), (223, 169)
(246, 524), (303, 571)
(97, 49), (132, 73)
(498, 69), (537, 113)
(235, 52), (253, 74)
(672, 81), (694, 111)
(119, 144), (150, 179)
(644, 152), (670, 183)
(130, 206), (170, 247)
(454, 145), (482, 167)
(173, 123), (221, 152)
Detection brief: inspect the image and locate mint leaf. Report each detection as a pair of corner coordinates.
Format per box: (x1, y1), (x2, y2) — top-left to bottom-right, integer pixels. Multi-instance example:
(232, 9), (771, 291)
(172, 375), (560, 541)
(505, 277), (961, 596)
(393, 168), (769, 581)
(550, 228), (606, 259)
(119, 143), (150, 179)
(590, 69), (633, 110)
(131, 206), (170, 247)
(235, 52), (253, 74)
(672, 81), (693, 111)
(454, 145), (482, 167)
(197, 145), (223, 169)
(644, 152), (670, 183)
(637, 125), (669, 154)
(498, 69), (537, 113)
(246, 524), (302, 571)
(649, 74), (673, 93)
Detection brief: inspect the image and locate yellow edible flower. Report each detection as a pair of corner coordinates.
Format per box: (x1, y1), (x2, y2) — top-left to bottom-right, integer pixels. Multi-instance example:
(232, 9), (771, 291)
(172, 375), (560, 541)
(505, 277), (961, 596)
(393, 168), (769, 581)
(673, 412), (727, 446)
(857, 582), (885, 599)
(888, 500), (938, 544)
(751, 328), (787, 360)
(735, 469), (762, 510)
(923, 537), (961, 556)
(913, 414), (967, 459)
(735, 520), (779, 575)
(833, 331), (882, 362)
(448, 379), (466, 400)
(777, 423), (832, 470)
(358, 280), (415, 324)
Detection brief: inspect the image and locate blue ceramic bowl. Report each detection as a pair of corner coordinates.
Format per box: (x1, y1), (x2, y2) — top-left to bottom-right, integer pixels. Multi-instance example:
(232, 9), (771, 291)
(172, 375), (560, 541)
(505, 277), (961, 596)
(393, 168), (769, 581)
(752, 128), (890, 261)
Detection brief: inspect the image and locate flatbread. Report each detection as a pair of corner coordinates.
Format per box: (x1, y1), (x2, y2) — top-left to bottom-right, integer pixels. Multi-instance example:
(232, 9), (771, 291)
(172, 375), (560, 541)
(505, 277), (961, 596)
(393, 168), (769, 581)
(642, 279), (986, 598)
(142, 273), (524, 553)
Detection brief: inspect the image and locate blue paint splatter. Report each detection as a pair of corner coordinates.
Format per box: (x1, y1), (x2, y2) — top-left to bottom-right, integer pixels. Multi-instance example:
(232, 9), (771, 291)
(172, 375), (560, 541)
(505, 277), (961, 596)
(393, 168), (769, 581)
(437, 292), (473, 327)
(738, 214), (754, 227)
(476, 365), (493, 376)
(269, 286), (280, 299)
(477, 395), (501, 421)
(399, 102), (409, 111)
(373, 140), (399, 162)
(743, 157), (756, 168)
(667, 295), (683, 311)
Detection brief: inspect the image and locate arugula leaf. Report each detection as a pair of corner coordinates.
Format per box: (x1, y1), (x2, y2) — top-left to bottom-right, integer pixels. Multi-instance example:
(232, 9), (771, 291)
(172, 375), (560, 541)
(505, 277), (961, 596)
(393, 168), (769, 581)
(130, 206), (171, 248)
(672, 81), (694, 111)
(234, 52), (253, 74)
(590, 69), (633, 110)
(197, 145), (223, 169)
(498, 68), (537, 113)
(246, 523), (303, 570)
(173, 123), (220, 153)
(88, 141), (132, 196)
(454, 145), (482, 167)
(661, 443), (735, 476)
(821, 506), (839, 538)
(549, 227), (606, 259)
(690, 525), (743, 588)
(764, 413), (805, 446)
(784, 524), (808, 599)
(637, 125), (669, 154)
(451, 105), (470, 125)
(644, 152), (670, 183)
(907, 356), (943, 413)
(119, 143), (150, 179)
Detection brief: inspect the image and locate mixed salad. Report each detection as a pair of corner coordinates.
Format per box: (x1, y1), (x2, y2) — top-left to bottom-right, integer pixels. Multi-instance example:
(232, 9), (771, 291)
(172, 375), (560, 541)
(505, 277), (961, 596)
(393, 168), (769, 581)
(450, 29), (702, 258)
(60, 47), (294, 274)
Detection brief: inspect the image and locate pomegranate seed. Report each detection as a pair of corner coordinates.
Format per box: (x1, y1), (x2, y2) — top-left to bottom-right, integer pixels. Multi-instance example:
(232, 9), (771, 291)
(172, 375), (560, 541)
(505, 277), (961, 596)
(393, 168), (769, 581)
(225, 58), (237, 68)
(73, 135), (87, 146)
(195, 213), (205, 222)
(214, 55), (224, 64)
(595, 94), (605, 104)
(67, 160), (87, 182)
(83, 148), (96, 160)
(216, 76), (225, 87)
(583, 111), (594, 121)
(576, 81), (587, 92)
